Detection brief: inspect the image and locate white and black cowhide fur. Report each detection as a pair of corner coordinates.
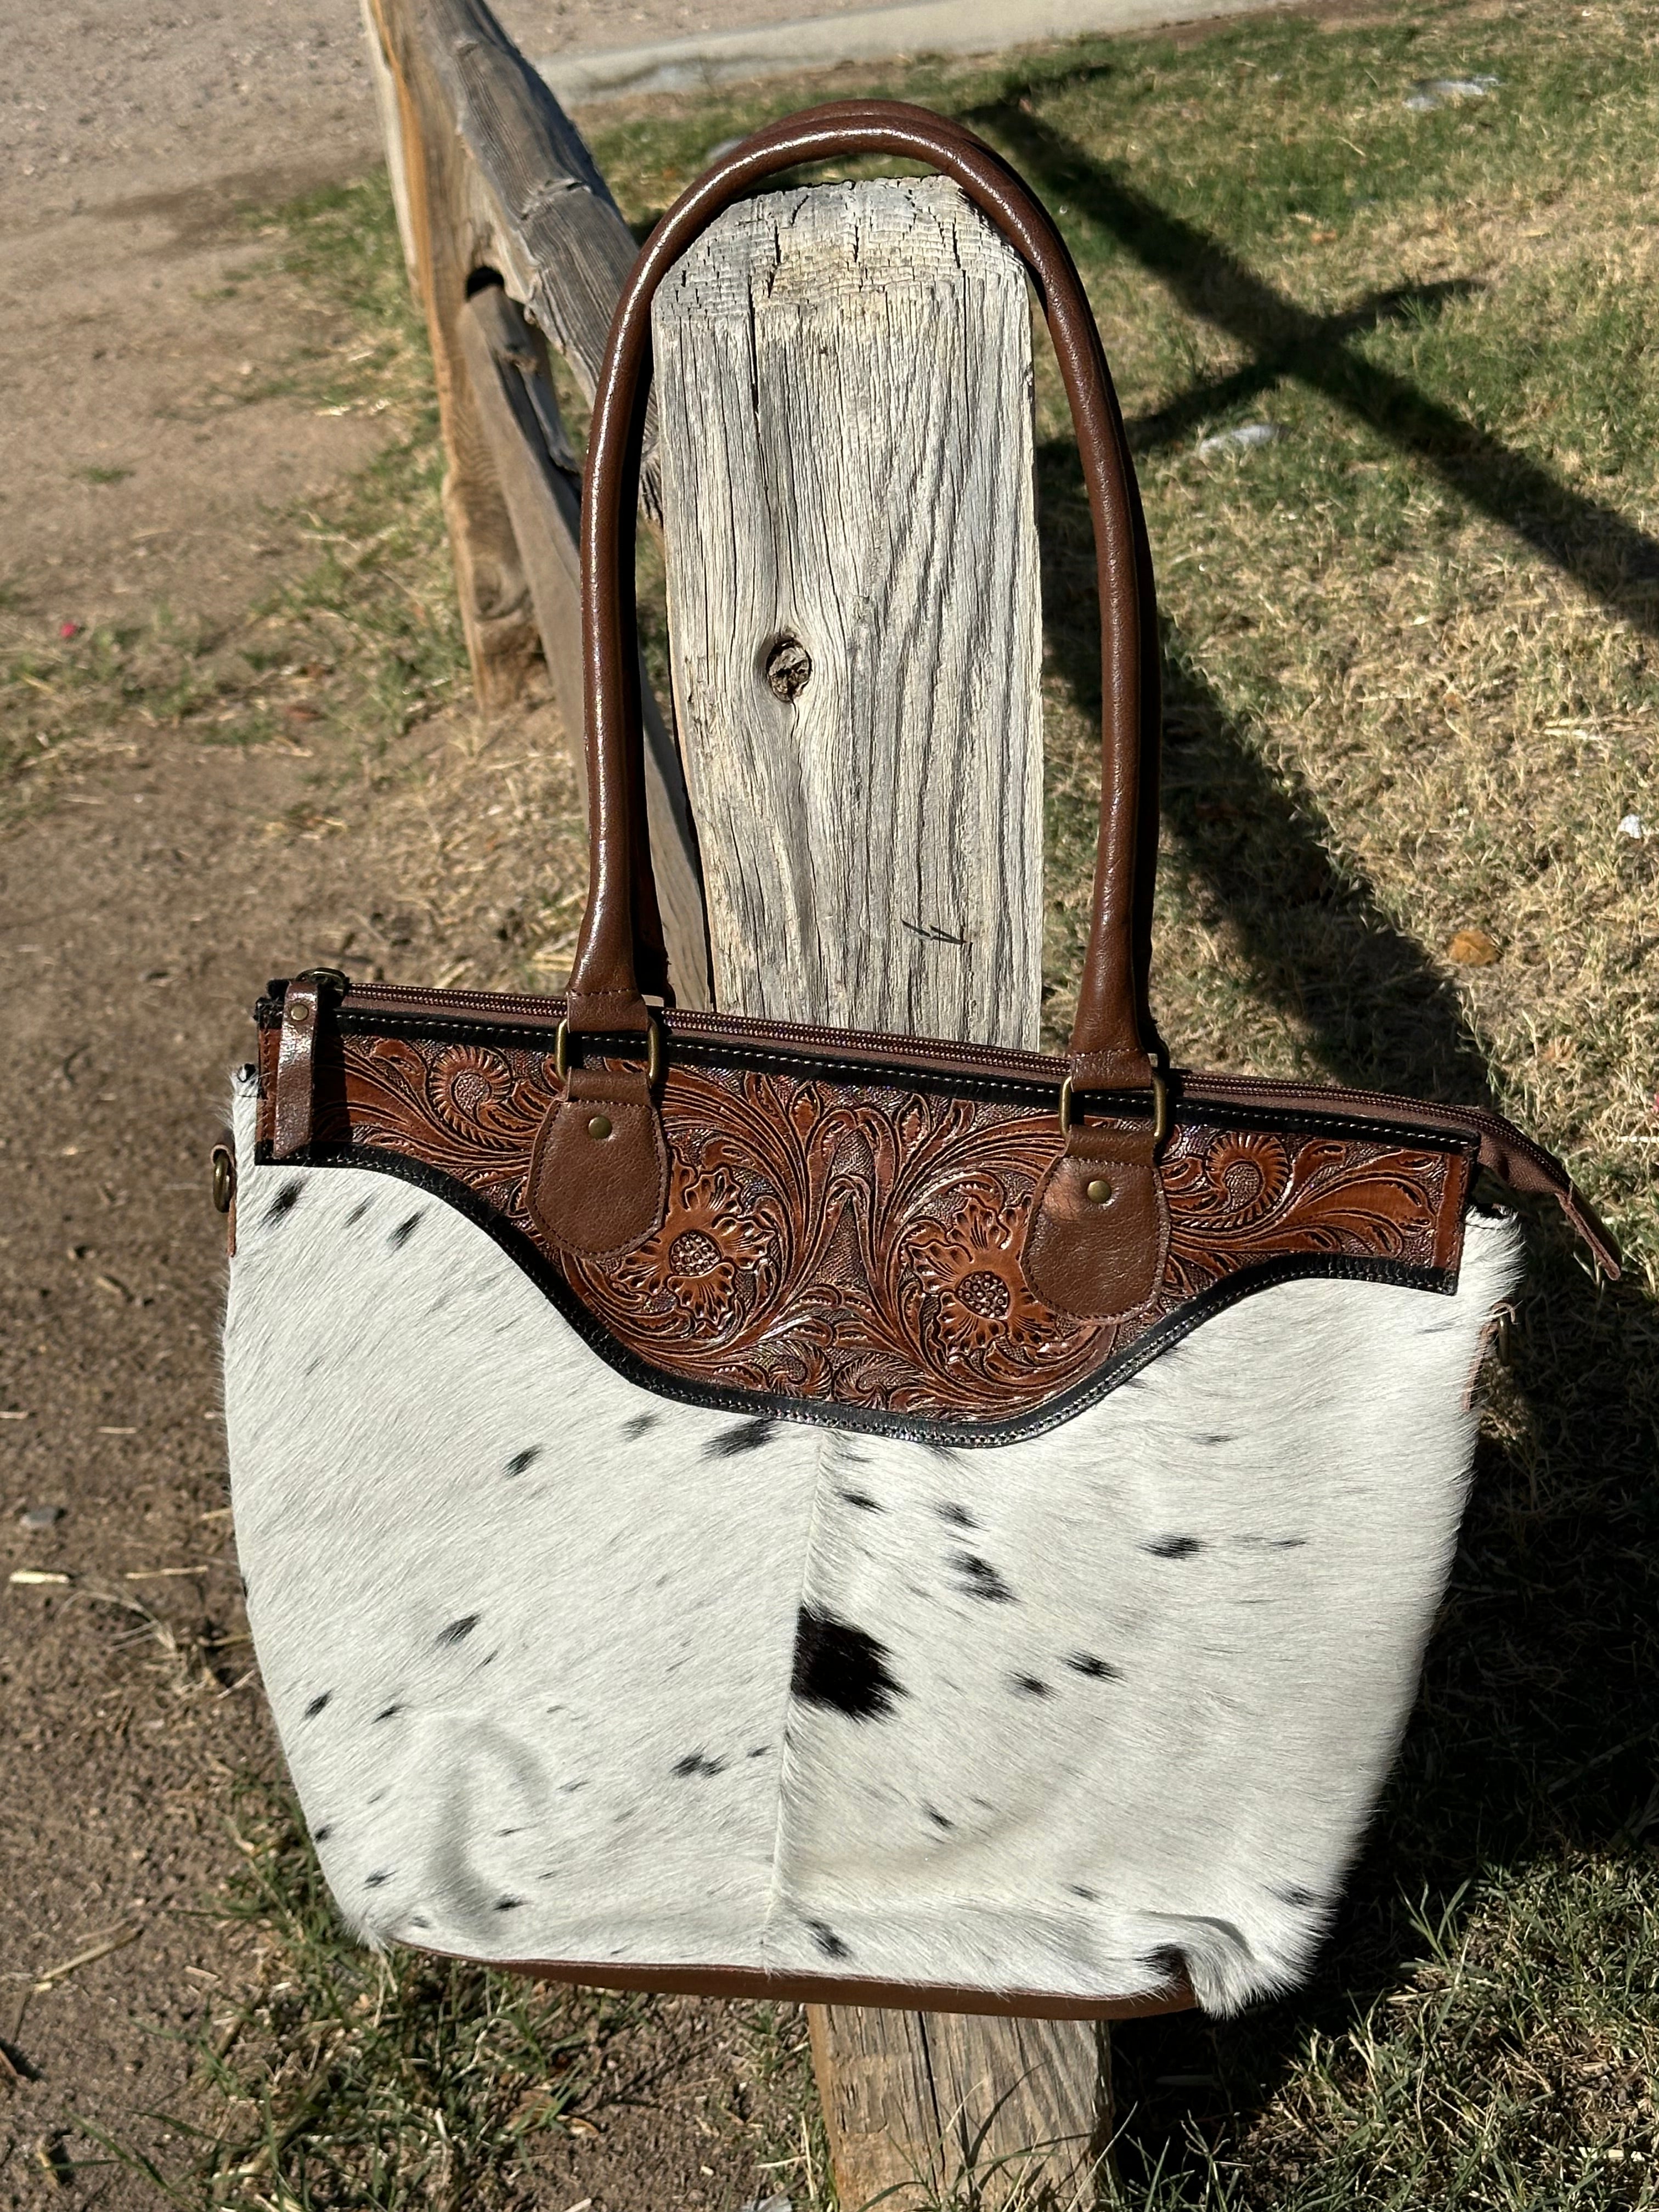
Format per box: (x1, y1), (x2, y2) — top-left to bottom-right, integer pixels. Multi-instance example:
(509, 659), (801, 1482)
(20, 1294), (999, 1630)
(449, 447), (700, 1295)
(223, 1073), (1521, 2013)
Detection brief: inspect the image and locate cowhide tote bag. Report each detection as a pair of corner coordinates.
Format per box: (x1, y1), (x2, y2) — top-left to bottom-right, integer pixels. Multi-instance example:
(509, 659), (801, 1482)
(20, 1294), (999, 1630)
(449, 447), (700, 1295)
(218, 102), (1618, 2020)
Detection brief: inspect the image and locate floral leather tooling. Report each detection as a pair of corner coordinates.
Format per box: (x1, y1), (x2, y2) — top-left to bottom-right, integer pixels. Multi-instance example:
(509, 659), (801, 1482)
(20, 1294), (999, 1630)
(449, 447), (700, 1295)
(256, 1006), (1472, 1438)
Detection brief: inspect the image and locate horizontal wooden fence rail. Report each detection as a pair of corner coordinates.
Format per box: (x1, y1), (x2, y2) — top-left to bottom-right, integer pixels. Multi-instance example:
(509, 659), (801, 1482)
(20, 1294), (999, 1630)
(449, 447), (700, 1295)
(455, 281), (709, 999)
(361, 0), (708, 1004)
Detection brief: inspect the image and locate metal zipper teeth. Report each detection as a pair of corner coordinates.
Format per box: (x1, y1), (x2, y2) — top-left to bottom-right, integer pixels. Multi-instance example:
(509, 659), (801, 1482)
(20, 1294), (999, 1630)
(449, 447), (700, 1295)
(1191, 1070), (1477, 1123)
(325, 982), (1071, 1080)
(1192, 1073), (1557, 1167)
(290, 978), (1513, 1148)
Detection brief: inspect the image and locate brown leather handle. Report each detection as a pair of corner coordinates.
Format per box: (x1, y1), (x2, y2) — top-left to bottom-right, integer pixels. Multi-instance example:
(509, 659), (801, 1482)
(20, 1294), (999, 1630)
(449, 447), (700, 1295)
(569, 99), (1163, 1092)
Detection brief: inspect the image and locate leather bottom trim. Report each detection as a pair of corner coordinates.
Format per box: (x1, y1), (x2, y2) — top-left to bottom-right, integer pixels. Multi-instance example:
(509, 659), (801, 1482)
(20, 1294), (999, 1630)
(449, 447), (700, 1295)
(254, 1139), (1458, 1447)
(416, 1945), (1197, 2019)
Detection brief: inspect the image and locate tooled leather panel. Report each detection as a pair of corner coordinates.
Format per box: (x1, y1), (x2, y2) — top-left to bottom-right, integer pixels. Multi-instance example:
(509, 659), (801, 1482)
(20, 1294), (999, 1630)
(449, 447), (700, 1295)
(259, 1027), (1470, 1428)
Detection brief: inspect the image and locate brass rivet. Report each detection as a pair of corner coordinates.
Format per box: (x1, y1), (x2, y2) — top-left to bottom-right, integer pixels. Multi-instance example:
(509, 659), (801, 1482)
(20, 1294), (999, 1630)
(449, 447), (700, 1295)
(211, 1146), (234, 1215)
(1085, 1176), (1113, 1205)
(586, 1114), (613, 1141)
(286, 999), (312, 1028)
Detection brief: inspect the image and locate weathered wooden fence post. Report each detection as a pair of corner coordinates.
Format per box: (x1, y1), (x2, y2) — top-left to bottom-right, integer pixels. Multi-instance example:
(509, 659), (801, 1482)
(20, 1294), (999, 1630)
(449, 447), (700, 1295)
(653, 175), (1110, 2212)
(362, 5), (1114, 2195)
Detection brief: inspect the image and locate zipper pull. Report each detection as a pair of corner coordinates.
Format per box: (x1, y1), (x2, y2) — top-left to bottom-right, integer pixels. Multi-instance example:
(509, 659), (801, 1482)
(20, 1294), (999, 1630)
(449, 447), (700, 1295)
(271, 969), (348, 1161)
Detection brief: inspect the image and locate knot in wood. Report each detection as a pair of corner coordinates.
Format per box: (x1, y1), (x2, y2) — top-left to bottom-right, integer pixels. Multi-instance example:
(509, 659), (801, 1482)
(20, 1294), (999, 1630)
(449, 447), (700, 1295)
(764, 635), (813, 703)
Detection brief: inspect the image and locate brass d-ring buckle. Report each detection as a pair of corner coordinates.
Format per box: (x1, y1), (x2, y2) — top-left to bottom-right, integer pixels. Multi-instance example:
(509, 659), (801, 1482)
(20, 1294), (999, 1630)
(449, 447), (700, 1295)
(554, 1014), (663, 1090)
(1059, 1069), (1170, 1146)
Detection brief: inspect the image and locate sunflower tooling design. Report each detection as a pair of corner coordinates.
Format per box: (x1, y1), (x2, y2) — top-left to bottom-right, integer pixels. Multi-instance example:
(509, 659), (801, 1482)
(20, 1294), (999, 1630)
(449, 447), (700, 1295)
(302, 1032), (1463, 1426)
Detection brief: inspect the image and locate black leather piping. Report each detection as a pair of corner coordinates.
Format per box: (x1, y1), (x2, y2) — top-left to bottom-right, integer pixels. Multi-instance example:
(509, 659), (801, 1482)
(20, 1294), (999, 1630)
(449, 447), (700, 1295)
(250, 1137), (1465, 1448)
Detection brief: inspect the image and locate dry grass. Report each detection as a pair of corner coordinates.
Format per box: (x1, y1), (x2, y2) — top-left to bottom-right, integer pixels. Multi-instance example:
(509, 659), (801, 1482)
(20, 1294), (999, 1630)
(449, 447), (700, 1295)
(0, 176), (599, 992)
(0, 178), (467, 826)
(80, 1779), (814, 2210)
(69, 0), (1659, 2204)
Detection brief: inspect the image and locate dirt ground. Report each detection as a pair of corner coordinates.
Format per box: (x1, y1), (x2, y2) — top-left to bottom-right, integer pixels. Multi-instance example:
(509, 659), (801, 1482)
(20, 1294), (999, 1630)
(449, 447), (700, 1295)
(0, 0), (855, 638)
(0, 2), (842, 2204)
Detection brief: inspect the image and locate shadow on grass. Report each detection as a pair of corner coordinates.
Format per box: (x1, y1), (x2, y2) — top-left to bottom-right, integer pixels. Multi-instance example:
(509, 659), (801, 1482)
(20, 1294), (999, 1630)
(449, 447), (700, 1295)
(1104, 1248), (1659, 2198)
(1031, 422), (1659, 2193)
(970, 91), (1659, 638)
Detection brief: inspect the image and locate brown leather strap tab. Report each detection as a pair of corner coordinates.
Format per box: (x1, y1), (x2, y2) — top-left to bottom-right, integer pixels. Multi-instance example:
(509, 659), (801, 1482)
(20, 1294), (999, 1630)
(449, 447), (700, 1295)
(524, 1065), (668, 1257)
(570, 100), (1161, 1084)
(1472, 1114), (1621, 1277)
(272, 974), (330, 1160)
(1065, 1044), (1167, 1093)
(1022, 1123), (1169, 1320)
(562, 986), (654, 1039)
